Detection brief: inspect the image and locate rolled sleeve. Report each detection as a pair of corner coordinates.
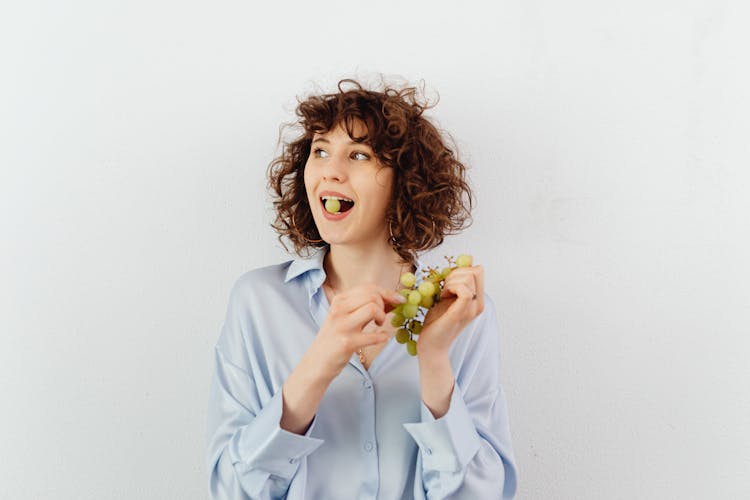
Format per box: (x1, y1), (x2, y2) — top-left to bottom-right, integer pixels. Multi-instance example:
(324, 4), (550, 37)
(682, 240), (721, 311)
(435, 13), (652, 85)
(236, 386), (325, 477)
(402, 293), (518, 499)
(207, 346), (325, 499)
(402, 381), (481, 472)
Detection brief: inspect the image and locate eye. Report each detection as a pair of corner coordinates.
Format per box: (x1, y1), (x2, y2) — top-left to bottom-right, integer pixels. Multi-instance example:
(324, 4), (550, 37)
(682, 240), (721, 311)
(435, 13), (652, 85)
(313, 147), (329, 158)
(351, 151), (370, 161)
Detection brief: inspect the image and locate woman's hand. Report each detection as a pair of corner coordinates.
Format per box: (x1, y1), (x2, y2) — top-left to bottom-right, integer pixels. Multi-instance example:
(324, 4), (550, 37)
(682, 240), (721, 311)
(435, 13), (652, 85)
(310, 284), (406, 380)
(417, 265), (485, 358)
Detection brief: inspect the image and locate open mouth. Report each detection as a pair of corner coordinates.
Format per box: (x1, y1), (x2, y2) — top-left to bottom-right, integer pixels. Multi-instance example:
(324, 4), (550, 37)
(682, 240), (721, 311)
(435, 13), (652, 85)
(320, 197), (355, 213)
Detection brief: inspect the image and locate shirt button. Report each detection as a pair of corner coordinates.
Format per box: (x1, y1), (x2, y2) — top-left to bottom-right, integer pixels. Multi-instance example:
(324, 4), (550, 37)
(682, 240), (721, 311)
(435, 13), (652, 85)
(289, 458), (297, 464)
(364, 440), (373, 452)
(362, 380), (372, 389)
(425, 448), (433, 455)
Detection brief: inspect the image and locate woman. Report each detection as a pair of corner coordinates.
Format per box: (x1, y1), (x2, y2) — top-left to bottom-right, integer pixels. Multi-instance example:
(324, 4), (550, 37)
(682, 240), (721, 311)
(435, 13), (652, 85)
(206, 79), (518, 499)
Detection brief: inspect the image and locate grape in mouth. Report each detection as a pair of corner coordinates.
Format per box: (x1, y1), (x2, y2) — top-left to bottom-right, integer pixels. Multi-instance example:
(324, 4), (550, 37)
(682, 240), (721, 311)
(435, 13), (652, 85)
(322, 198), (355, 213)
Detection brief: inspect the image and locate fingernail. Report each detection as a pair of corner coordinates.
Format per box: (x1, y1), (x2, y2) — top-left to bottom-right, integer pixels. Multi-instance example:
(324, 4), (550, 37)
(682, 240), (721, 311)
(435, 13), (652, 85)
(395, 294), (406, 303)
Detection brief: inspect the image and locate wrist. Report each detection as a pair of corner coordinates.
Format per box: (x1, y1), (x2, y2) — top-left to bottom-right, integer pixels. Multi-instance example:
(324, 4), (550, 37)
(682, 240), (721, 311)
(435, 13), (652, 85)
(417, 346), (451, 367)
(418, 356), (455, 419)
(418, 355), (453, 381)
(301, 351), (337, 386)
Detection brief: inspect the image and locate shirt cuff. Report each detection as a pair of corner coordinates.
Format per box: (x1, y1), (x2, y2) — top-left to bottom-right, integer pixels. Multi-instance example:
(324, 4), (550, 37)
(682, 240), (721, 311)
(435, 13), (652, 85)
(237, 387), (324, 478)
(402, 381), (481, 472)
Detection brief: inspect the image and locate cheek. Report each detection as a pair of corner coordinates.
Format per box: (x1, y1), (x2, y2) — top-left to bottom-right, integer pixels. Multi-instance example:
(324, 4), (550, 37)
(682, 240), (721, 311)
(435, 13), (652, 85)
(303, 166), (315, 197)
(372, 170), (394, 207)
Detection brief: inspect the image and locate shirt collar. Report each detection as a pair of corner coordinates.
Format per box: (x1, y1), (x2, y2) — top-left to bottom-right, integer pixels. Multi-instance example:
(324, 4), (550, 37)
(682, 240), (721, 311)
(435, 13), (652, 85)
(284, 245), (428, 289)
(284, 245), (328, 284)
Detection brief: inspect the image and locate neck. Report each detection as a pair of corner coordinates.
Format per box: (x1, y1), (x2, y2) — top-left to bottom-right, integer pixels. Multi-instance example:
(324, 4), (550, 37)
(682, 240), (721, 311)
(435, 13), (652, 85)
(323, 243), (415, 293)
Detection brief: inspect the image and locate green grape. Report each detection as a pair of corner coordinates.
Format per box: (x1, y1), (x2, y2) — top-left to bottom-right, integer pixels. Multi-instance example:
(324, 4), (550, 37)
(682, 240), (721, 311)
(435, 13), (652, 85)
(400, 272), (416, 288)
(456, 254), (473, 267)
(402, 303), (418, 318)
(396, 328), (410, 344)
(418, 281), (436, 297)
(406, 339), (418, 356)
(324, 198), (341, 213)
(393, 304), (404, 315)
(398, 254), (478, 359)
(391, 311), (405, 327)
(419, 293), (434, 308)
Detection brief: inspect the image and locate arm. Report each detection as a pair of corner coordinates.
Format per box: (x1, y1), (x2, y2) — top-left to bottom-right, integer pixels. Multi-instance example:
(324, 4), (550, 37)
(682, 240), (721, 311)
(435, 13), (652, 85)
(205, 283), (327, 500)
(403, 294), (518, 499)
(280, 349), (336, 435)
(206, 347), (326, 500)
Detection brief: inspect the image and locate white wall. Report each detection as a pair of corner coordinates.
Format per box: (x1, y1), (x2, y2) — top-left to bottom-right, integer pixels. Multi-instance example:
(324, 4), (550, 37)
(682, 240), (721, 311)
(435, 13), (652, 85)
(2, 1), (748, 498)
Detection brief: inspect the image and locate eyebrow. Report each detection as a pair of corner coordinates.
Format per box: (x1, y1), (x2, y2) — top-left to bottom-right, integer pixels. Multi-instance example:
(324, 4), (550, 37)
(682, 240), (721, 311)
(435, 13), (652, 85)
(311, 137), (371, 147)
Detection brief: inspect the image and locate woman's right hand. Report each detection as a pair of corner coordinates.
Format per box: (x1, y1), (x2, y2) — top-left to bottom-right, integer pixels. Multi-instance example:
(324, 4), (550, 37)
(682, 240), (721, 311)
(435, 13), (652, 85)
(310, 284), (406, 380)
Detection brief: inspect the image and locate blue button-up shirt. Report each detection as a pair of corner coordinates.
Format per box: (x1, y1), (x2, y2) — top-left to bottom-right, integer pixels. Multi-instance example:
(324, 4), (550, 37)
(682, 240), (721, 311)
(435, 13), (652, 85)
(206, 246), (518, 499)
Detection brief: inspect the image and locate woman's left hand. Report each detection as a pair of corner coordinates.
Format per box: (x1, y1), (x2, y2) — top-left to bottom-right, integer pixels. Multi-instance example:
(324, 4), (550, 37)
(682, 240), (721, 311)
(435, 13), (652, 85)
(417, 265), (485, 358)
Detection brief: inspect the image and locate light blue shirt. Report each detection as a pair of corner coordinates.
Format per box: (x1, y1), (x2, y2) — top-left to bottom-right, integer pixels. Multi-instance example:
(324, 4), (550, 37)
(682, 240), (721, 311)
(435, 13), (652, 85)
(206, 245), (518, 499)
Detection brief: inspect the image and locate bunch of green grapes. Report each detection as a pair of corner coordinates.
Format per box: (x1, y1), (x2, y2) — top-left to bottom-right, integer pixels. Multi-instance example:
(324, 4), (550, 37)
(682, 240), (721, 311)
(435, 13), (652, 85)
(391, 254), (474, 356)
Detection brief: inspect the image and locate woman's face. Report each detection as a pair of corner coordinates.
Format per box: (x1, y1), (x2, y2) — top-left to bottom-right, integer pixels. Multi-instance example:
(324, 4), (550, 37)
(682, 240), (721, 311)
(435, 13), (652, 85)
(304, 120), (394, 247)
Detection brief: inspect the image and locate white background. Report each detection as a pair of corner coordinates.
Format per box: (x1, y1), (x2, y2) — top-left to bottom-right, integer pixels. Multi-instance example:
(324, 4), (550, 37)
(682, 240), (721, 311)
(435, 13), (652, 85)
(2, 1), (749, 499)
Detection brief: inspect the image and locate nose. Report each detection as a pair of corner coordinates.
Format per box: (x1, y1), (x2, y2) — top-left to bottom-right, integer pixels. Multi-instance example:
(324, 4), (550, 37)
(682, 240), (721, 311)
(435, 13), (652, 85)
(321, 151), (348, 182)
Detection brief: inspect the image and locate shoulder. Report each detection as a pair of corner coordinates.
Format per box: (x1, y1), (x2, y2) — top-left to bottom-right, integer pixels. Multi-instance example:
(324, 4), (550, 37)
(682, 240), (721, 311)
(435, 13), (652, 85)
(220, 260), (306, 323)
(216, 260), (297, 359)
(227, 259), (295, 302)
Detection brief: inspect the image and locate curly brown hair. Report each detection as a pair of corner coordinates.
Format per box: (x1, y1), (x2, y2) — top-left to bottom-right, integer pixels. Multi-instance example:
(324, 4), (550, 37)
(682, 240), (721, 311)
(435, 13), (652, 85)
(266, 78), (474, 265)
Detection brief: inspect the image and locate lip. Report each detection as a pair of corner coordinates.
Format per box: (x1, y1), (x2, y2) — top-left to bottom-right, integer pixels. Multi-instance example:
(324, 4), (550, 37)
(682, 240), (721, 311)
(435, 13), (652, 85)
(318, 189), (356, 221)
(318, 190), (354, 201)
(322, 205), (353, 220)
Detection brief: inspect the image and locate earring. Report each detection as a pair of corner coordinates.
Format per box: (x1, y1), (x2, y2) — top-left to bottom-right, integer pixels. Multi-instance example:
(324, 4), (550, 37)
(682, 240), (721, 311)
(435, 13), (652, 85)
(388, 219), (399, 247)
(390, 219), (419, 272)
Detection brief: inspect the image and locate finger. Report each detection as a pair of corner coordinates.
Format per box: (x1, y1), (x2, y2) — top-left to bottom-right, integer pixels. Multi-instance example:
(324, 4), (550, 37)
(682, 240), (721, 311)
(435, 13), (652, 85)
(383, 296), (404, 314)
(334, 287), (382, 314)
(440, 275), (477, 314)
(347, 300), (387, 331)
(439, 273), (459, 299)
(335, 285), (403, 315)
(440, 274), (475, 299)
(353, 331), (390, 349)
(475, 265), (485, 308)
(381, 287), (407, 313)
(452, 283), (476, 311)
(362, 287), (405, 324)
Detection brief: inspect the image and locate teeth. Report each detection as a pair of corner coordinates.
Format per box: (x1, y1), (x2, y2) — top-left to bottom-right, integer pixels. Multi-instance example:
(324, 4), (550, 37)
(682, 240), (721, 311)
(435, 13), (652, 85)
(321, 195), (354, 203)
